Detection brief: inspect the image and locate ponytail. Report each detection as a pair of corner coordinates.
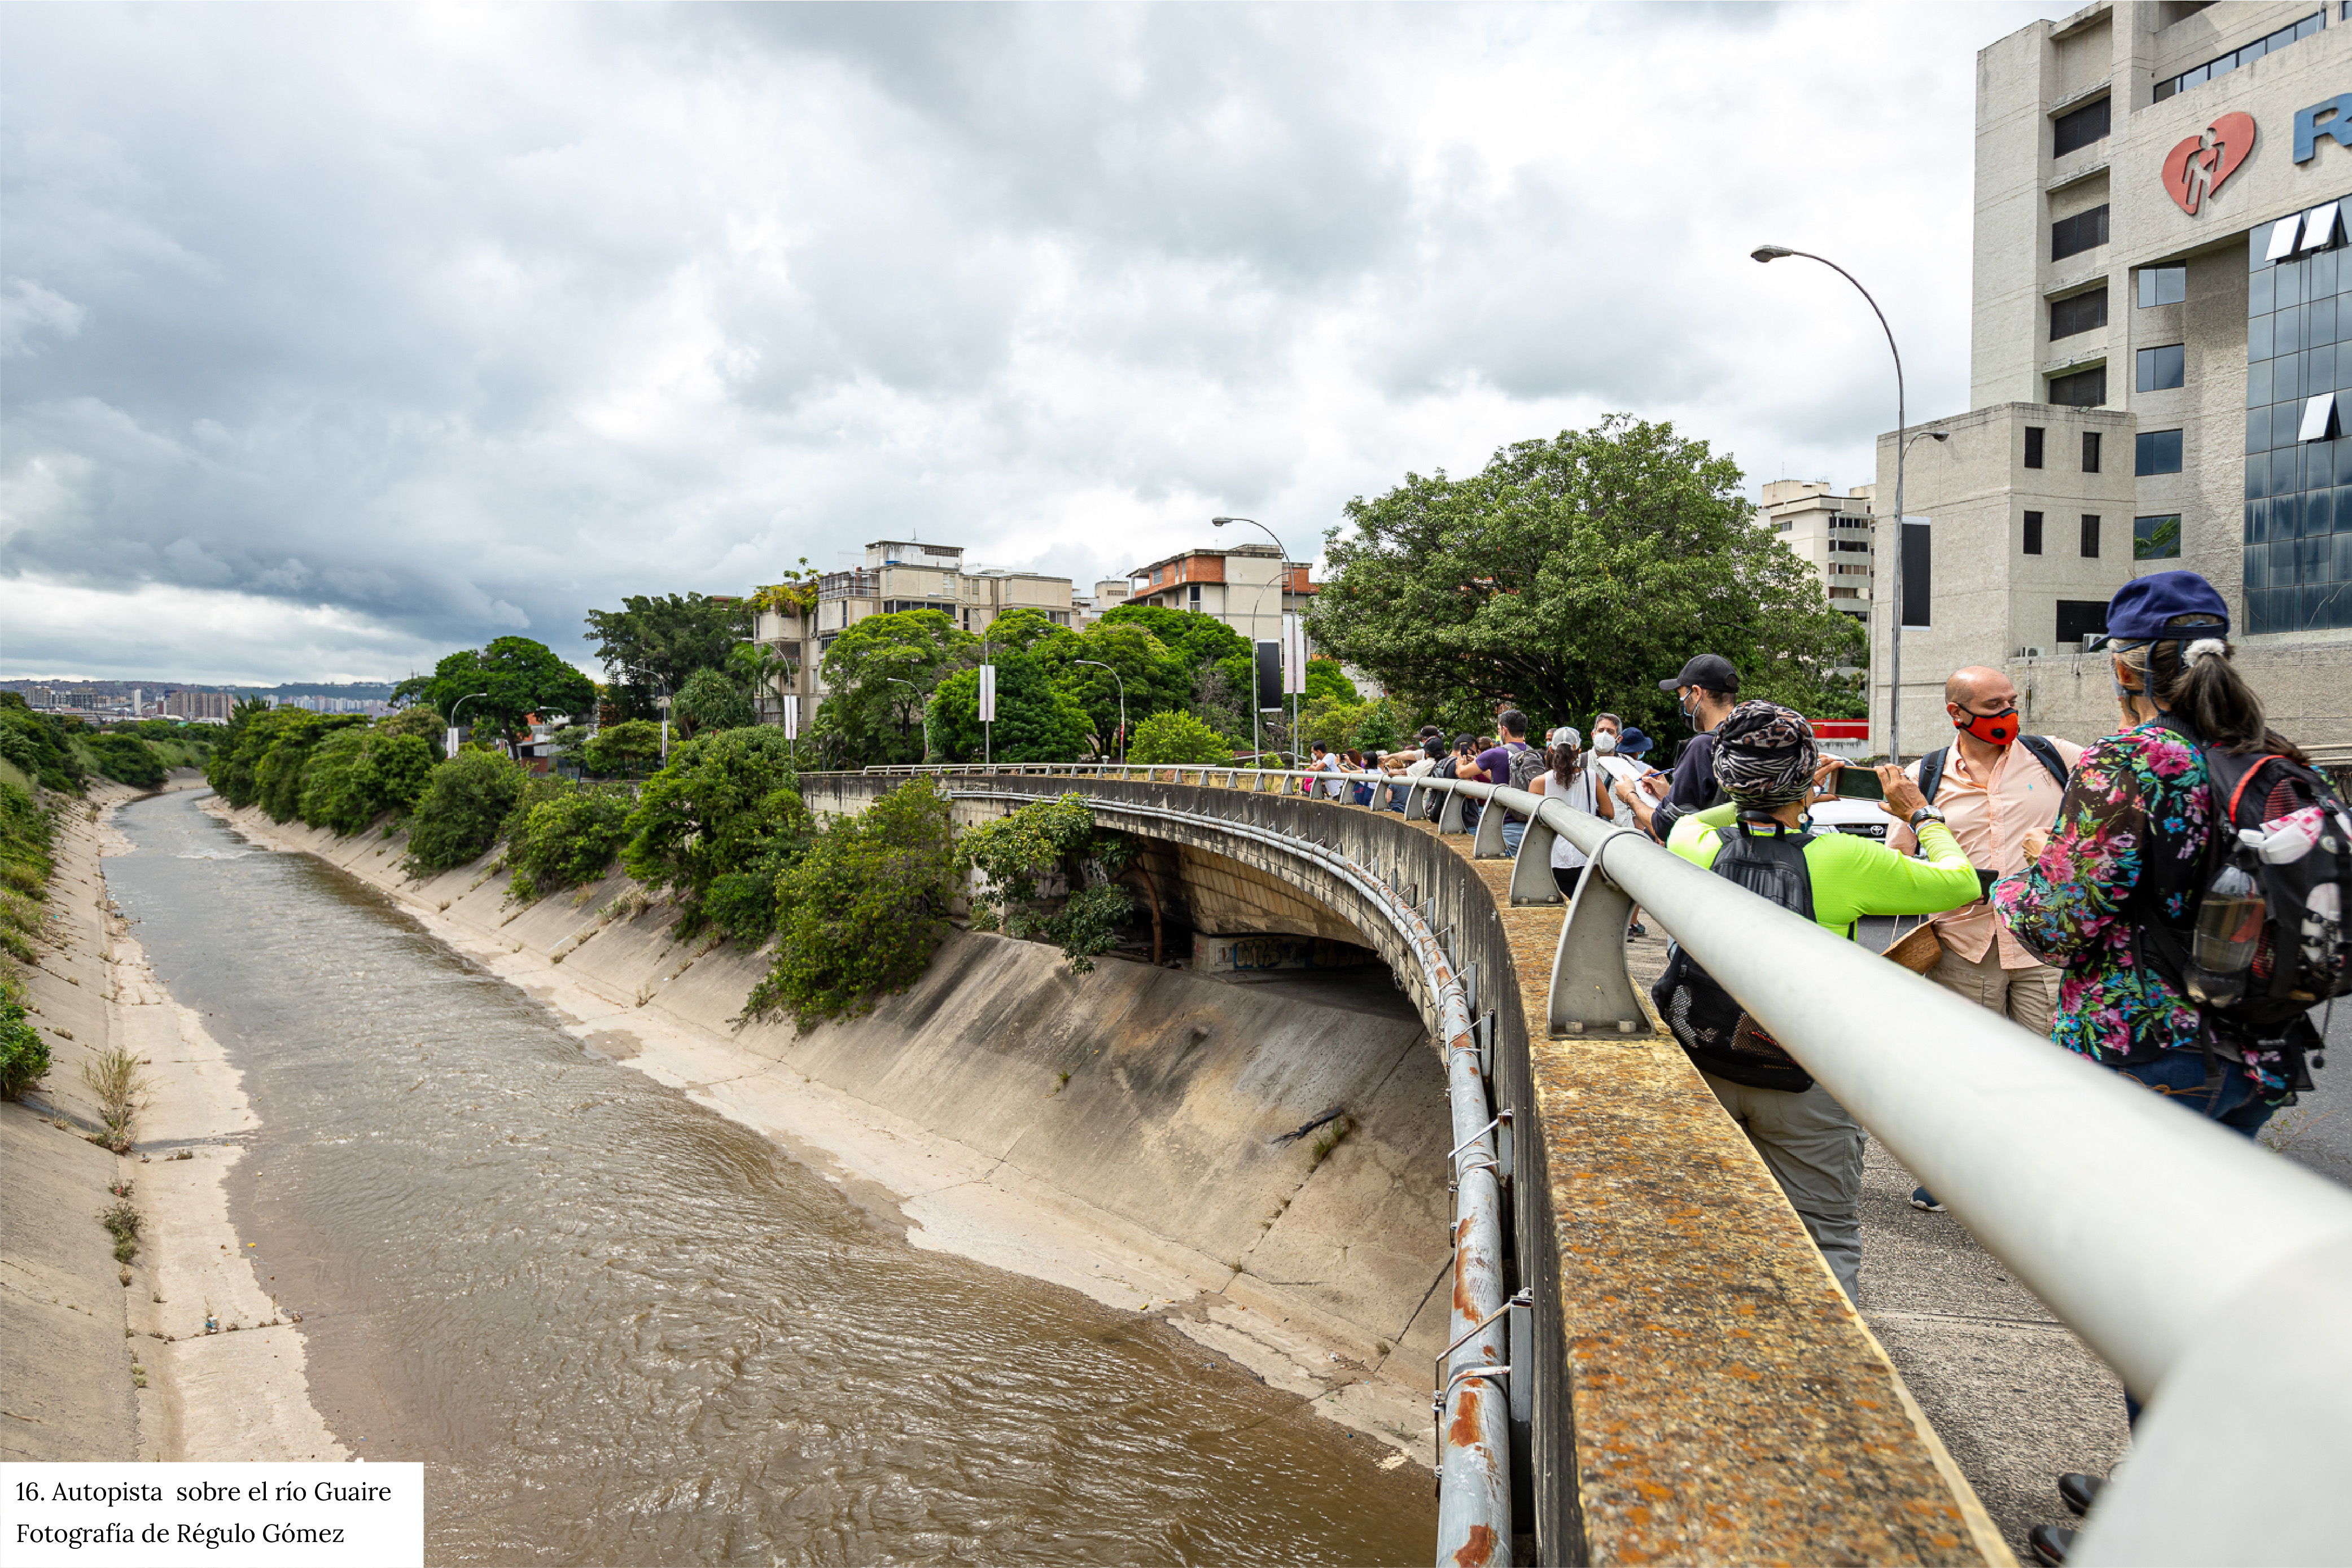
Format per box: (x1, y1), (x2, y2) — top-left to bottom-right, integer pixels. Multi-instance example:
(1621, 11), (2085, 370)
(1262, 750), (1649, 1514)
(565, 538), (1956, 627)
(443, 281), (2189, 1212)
(2117, 629), (2267, 751)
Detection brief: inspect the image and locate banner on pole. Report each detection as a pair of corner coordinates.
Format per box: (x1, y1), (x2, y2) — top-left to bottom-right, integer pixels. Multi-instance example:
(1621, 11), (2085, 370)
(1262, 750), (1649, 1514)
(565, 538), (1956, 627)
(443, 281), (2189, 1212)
(1254, 640), (1282, 711)
(1281, 613), (1306, 695)
(978, 664), (997, 722)
(779, 694), (800, 738)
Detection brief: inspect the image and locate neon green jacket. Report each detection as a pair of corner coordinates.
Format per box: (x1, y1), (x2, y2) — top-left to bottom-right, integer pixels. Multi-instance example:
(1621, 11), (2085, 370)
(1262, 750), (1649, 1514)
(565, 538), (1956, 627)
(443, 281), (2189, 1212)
(1666, 802), (1980, 940)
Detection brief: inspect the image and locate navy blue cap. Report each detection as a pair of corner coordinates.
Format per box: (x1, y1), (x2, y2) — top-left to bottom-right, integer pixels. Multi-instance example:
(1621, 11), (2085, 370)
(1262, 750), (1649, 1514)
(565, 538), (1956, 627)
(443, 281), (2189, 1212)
(2106, 571), (2230, 641)
(1618, 726), (1654, 755)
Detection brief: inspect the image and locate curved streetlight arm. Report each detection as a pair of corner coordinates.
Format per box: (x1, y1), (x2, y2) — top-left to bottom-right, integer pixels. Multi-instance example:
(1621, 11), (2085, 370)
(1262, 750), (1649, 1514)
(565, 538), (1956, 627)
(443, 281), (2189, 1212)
(1072, 658), (1127, 761)
(1212, 514), (1299, 764)
(445, 691), (491, 759)
(1752, 244), (1910, 760)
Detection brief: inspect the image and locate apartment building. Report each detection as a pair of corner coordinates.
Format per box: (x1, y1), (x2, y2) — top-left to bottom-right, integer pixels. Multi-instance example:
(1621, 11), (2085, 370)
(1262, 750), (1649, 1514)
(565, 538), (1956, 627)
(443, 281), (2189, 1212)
(1074, 579), (1133, 627)
(1878, 0), (2352, 752)
(1759, 480), (1879, 620)
(1123, 545), (1318, 648)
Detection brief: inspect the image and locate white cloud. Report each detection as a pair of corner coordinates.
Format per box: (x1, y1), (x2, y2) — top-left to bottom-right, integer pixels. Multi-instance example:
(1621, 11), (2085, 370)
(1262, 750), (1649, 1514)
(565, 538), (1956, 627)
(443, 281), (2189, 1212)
(0, 1), (2072, 681)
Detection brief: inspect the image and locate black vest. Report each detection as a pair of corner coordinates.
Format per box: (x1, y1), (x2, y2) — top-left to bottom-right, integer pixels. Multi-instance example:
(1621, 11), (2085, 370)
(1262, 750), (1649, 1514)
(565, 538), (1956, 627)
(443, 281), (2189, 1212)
(1653, 817), (1817, 1093)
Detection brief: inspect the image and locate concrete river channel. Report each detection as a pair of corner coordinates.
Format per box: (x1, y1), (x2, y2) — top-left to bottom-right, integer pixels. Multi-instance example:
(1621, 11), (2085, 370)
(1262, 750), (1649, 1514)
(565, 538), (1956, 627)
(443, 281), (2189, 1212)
(108, 789), (1438, 1563)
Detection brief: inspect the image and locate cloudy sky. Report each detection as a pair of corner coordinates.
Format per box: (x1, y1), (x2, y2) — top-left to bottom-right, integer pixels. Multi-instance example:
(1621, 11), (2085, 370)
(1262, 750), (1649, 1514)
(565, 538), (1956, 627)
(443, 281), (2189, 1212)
(2, 2), (2071, 685)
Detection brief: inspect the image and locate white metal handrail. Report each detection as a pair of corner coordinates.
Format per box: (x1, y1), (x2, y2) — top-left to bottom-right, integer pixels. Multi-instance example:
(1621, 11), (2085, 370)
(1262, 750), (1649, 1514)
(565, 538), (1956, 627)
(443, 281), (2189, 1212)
(838, 760), (2352, 1565)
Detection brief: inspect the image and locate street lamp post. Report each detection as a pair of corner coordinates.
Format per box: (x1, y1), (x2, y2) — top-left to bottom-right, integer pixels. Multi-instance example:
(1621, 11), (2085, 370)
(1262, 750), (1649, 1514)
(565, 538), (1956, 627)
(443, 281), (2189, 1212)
(1212, 515), (1298, 766)
(1072, 659), (1126, 762)
(446, 691), (490, 760)
(1751, 244), (1919, 761)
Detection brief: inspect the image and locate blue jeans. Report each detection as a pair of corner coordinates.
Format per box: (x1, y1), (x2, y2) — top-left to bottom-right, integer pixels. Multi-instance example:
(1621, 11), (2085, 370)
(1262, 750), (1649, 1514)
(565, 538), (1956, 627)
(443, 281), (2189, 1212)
(2113, 1050), (2275, 1139)
(1501, 820), (1525, 855)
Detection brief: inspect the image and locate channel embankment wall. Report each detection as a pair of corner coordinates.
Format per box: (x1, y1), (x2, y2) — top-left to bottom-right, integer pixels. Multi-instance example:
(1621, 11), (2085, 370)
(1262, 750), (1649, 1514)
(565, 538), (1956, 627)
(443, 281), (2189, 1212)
(209, 799), (1462, 1461)
(800, 771), (2012, 1568)
(2, 783), (142, 1460)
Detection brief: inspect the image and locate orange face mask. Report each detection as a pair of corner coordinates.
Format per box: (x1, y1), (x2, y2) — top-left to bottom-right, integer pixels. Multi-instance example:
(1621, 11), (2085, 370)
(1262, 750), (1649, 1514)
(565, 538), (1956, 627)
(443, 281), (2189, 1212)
(1956, 706), (2019, 746)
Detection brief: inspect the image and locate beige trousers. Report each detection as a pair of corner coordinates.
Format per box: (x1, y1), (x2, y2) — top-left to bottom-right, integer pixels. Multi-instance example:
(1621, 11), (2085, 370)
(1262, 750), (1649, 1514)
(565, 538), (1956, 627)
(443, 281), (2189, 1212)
(1928, 939), (2062, 1037)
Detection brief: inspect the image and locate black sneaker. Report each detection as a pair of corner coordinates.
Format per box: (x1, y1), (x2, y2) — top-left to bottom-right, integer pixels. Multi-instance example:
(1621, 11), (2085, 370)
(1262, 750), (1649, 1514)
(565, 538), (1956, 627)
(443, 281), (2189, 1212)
(1909, 1186), (1944, 1213)
(2057, 1473), (2103, 1516)
(1627, 922), (1646, 938)
(2026, 1525), (2073, 1565)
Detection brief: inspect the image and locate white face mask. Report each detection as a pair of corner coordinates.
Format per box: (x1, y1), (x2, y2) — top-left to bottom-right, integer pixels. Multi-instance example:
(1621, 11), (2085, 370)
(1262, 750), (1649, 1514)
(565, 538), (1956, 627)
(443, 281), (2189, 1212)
(1593, 732), (1617, 755)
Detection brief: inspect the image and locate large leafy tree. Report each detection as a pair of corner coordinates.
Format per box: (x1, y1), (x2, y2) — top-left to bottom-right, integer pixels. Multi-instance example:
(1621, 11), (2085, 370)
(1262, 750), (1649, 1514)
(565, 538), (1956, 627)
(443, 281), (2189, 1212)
(392, 637), (598, 742)
(583, 593), (754, 719)
(930, 656), (1091, 763)
(1308, 415), (1864, 746)
(1030, 621), (1189, 757)
(811, 610), (971, 768)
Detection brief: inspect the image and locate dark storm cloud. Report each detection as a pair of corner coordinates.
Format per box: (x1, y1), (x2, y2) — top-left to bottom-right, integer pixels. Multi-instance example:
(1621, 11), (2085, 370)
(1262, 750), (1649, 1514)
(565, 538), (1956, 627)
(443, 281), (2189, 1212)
(1, 3), (2071, 682)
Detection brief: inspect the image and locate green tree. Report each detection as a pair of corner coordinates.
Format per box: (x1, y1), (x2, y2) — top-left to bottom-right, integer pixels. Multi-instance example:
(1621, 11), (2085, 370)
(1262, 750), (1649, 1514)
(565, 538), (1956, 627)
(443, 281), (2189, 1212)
(620, 726), (809, 931)
(1127, 710), (1233, 765)
(811, 610), (971, 768)
(296, 728), (436, 833)
(1307, 415), (1864, 746)
(402, 751), (528, 873)
(376, 704), (445, 745)
(582, 719), (664, 776)
(1096, 603), (1252, 674)
(87, 733), (165, 789)
(672, 665), (755, 737)
(393, 637), (598, 744)
(583, 592), (754, 720)
(505, 786), (634, 904)
(1303, 658), (1359, 705)
(930, 656), (1090, 763)
(747, 777), (959, 1030)
(1032, 621), (1190, 757)
(296, 729), (435, 832)
(0, 694), (85, 794)
(957, 794), (1138, 973)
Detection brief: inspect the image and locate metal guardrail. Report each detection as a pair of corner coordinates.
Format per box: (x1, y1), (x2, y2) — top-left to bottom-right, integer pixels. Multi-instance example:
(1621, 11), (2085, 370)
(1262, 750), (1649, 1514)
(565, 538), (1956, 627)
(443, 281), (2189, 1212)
(851, 760), (2352, 1567)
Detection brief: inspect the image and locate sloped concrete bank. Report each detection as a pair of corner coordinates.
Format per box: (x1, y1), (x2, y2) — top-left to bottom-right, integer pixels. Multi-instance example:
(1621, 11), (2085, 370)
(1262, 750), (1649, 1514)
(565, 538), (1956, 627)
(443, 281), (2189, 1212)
(208, 798), (1457, 1460)
(3, 776), (344, 1464)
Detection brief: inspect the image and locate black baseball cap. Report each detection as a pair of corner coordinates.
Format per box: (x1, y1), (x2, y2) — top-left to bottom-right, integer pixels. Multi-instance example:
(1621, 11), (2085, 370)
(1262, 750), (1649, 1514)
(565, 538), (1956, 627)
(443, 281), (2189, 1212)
(1658, 654), (1740, 694)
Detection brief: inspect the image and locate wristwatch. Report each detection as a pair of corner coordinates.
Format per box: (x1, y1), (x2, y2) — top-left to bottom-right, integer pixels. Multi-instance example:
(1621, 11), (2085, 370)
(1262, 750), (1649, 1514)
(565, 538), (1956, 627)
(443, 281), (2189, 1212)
(1908, 805), (1947, 828)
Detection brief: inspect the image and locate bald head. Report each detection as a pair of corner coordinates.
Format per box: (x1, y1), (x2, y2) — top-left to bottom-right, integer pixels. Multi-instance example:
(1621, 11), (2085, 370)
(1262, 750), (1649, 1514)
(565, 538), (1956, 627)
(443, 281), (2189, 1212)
(1946, 666), (2009, 708)
(1945, 666), (2018, 720)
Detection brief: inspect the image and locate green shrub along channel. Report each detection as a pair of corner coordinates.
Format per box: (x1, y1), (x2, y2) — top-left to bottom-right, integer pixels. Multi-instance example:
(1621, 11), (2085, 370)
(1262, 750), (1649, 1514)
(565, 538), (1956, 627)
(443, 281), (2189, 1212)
(0, 778), (56, 1099)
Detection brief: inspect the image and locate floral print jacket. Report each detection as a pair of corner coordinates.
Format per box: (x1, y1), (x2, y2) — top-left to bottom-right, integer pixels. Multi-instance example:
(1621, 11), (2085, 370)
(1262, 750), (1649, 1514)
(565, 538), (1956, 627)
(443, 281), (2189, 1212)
(1993, 718), (2288, 1096)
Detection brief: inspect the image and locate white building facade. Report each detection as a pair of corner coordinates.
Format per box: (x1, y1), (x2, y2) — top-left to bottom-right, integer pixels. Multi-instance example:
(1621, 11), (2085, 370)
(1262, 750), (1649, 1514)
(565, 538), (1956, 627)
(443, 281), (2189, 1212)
(1880, 0), (2352, 754)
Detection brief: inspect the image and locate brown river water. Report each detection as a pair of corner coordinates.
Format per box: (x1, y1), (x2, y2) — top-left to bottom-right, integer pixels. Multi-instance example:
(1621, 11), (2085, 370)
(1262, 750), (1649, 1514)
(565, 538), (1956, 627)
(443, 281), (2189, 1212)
(109, 789), (1437, 1564)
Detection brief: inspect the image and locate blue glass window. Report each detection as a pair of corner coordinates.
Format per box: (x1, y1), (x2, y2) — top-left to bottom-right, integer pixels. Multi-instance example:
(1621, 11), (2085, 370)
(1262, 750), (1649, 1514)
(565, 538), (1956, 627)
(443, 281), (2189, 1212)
(2138, 344), (2187, 391)
(2136, 430), (2185, 474)
(2134, 515), (2183, 559)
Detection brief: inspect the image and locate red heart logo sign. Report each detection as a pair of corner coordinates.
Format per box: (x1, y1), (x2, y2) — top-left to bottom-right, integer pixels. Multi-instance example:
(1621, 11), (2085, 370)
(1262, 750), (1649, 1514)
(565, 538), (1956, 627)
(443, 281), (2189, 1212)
(2162, 111), (2258, 215)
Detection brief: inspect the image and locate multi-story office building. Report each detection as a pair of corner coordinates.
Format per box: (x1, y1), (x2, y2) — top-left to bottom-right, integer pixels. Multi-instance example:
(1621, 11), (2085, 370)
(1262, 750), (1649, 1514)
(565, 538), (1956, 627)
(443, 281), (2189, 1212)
(1878, 0), (2352, 753)
(1759, 480), (1879, 620)
(812, 540), (1076, 651)
(1123, 544), (1318, 649)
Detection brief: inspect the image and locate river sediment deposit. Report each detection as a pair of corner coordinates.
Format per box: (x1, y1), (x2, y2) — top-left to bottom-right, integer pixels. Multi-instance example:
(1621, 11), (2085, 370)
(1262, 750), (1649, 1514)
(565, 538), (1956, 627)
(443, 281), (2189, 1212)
(76, 787), (1440, 1561)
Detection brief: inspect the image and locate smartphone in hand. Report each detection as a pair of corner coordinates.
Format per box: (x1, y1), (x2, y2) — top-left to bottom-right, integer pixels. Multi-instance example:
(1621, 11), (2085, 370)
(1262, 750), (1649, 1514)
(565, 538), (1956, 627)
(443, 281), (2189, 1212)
(1833, 765), (1886, 802)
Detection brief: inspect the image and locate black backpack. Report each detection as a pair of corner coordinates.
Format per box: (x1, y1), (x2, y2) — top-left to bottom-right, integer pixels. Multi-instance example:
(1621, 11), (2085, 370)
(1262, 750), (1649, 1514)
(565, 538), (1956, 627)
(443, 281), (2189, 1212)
(2140, 723), (2352, 1093)
(1916, 734), (2070, 805)
(1653, 818), (1817, 1092)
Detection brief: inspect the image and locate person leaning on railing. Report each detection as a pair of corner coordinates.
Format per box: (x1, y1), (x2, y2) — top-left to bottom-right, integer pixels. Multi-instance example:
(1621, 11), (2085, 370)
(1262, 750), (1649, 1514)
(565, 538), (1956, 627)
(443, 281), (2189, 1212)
(1660, 702), (1980, 1302)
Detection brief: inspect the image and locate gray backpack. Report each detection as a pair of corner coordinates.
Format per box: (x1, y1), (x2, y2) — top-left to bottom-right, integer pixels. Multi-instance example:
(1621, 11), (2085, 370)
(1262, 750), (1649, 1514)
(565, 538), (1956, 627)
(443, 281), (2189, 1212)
(1505, 742), (1544, 821)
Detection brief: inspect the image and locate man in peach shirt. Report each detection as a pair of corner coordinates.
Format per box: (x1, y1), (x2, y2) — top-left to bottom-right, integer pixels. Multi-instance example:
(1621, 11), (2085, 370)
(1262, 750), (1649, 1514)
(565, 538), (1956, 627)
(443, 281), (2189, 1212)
(1895, 667), (2084, 1024)
(1890, 667), (2083, 1211)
